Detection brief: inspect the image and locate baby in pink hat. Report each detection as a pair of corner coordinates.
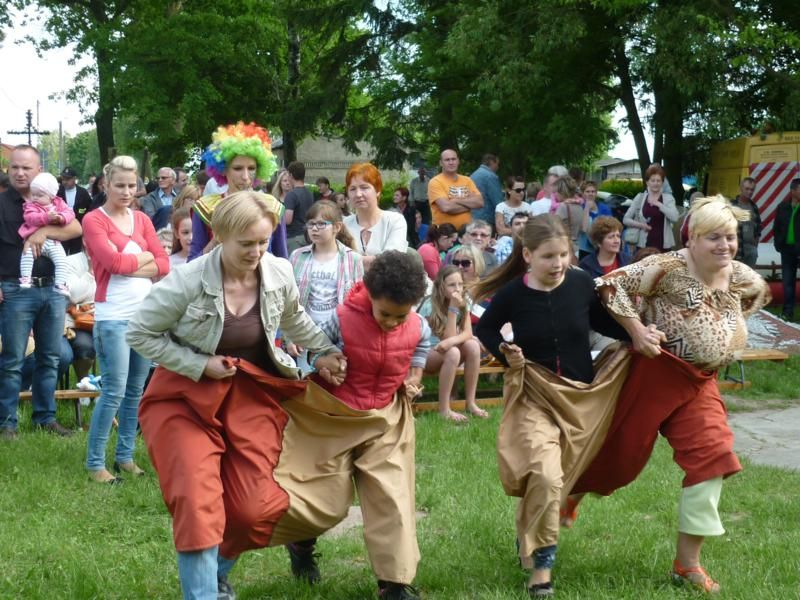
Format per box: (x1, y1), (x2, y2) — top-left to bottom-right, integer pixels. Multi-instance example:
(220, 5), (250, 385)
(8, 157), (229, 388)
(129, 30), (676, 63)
(18, 172), (75, 296)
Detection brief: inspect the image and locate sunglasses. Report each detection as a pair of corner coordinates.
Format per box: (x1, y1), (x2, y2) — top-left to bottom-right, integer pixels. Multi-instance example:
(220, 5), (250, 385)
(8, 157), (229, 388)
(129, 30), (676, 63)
(512, 187), (525, 193)
(452, 259), (472, 268)
(305, 220), (333, 231)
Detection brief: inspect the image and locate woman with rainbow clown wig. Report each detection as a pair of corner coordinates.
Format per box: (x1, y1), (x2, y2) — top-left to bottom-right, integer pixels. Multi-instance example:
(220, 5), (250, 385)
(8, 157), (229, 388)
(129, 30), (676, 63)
(188, 122), (289, 261)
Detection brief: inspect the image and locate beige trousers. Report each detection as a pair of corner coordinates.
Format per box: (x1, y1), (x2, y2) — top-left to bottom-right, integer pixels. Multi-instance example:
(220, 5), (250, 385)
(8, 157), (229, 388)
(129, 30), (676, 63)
(497, 344), (631, 561)
(270, 382), (419, 584)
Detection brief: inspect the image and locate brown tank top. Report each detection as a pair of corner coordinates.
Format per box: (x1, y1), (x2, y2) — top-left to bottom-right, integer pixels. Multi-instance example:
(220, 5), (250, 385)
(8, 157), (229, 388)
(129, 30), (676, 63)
(215, 300), (280, 376)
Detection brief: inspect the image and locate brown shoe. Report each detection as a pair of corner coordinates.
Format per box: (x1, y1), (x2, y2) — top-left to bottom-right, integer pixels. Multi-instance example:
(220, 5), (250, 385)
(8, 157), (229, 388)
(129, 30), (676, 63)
(35, 421), (74, 437)
(0, 427), (18, 441)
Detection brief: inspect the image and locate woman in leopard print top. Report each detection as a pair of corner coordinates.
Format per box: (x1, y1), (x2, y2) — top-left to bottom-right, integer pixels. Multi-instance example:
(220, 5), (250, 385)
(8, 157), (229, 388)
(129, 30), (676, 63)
(573, 195), (769, 594)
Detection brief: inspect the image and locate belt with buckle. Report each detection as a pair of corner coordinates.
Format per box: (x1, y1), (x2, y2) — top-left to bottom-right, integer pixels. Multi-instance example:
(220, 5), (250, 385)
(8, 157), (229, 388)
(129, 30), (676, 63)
(1, 276), (55, 287)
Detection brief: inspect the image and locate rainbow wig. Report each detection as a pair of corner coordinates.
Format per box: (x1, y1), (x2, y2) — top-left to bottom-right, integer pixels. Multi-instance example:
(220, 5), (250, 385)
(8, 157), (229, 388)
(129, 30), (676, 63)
(202, 122), (278, 185)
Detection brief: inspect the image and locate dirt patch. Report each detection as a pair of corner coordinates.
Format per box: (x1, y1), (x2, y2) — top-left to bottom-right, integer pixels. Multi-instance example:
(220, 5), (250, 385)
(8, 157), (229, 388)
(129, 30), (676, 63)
(724, 395), (800, 412)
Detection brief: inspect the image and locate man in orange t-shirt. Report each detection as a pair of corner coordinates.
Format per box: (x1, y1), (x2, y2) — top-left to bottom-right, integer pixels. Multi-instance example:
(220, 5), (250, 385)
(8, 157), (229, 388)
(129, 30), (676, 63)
(428, 149), (483, 230)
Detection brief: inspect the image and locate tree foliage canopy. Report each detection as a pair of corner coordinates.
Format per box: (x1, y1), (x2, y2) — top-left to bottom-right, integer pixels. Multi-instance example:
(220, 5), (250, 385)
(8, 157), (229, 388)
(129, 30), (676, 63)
(11, 0), (800, 190)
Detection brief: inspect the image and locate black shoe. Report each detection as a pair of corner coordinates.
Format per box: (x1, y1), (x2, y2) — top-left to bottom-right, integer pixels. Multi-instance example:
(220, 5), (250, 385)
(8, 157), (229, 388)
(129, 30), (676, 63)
(378, 581), (421, 600)
(528, 581), (554, 597)
(286, 541), (320, 584)
(34, 421), (74, 437)
(0, 427), (18, 441)
(217, 575), (236, 600)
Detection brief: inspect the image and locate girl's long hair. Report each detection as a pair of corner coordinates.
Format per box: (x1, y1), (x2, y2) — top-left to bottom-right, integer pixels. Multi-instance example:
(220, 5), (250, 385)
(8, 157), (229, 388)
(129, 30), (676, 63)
(305, 200), (356, 250)
(425, 222), (456, 245)
(427, 265), (466, 338)
(472, 214), (568, 302)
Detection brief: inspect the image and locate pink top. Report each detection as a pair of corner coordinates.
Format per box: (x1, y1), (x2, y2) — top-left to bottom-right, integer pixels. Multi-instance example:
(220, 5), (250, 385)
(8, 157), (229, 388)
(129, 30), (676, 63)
(82, 208), (169, 302)
(417, 242), (442, 280)
(18, 196), (75, 239)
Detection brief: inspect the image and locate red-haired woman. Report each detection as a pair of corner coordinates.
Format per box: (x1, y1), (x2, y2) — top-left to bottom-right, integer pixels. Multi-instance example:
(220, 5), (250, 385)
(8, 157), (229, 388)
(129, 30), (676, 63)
(623, 164), (680, 252)
(343, 163), (408, 270)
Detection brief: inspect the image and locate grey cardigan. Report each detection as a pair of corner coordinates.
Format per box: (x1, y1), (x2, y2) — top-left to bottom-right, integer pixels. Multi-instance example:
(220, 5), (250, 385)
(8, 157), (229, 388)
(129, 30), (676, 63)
(623, 192), (680, 249)
(126, 246), (336, 382)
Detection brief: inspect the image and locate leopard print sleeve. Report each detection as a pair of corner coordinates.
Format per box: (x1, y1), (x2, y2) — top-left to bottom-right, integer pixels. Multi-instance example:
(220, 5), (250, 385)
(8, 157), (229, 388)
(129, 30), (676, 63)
(594, 253), (674, 319)
(730, 261), (771, 318)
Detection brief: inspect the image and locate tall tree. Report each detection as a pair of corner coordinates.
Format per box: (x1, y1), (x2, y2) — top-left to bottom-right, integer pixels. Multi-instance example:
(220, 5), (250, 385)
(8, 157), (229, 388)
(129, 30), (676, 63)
(13, 0), (132, 164)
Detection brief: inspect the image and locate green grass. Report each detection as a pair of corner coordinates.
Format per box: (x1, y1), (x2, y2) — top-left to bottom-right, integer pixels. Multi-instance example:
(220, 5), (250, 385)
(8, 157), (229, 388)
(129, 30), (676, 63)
(725, 355), (800, 404)
(1, 402), (799, 599)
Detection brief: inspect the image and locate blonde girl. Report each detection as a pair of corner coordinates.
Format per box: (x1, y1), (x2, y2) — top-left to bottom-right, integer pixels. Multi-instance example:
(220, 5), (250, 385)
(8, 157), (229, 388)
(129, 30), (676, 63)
(419, 266), (486, 422)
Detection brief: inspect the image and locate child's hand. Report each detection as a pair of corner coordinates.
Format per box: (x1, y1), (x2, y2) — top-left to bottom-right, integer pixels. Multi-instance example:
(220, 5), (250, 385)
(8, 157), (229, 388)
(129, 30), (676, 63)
(285, 342), (301, 358)
(404, 381), (423, 398)
(315, 353), (347, 385)
(500, 342), (525, 369)
(48, 213), (64, 225)
(434, 340), (452, 354)
(449, 290), (464, 308)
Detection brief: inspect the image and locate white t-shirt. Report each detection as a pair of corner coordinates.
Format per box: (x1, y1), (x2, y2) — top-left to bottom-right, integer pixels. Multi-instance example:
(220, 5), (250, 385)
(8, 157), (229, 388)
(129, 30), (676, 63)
(305, 255), (339, 325)
(529, 197), (552, 216)
(495, 201), (532, 226)
(64, 187), (77, 209)
(169, 253), (188, 268)
(344, 210), (408, 256)
(95, 212), (153, 321)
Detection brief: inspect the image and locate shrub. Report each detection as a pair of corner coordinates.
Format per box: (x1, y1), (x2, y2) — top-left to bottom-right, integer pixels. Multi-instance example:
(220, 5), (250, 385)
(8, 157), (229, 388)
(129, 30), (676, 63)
(599, 178), (645, 198)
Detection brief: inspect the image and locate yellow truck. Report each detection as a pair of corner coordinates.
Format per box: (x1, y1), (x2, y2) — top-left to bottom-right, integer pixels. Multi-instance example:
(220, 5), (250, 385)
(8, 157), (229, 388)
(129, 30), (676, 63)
(707, 131), (800, 243)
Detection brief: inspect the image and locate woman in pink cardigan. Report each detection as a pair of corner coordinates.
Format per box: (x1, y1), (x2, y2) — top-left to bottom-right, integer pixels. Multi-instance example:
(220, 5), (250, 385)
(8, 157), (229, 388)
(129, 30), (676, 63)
(81, 155), (169, 484)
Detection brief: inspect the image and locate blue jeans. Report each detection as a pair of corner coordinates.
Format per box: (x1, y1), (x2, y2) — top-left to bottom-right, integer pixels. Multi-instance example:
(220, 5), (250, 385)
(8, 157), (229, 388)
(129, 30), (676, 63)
(0, 282), (66, 429)
(85, 320), (150, 470)
(781, 249), (799, 317)
(177, 547), (237, 600)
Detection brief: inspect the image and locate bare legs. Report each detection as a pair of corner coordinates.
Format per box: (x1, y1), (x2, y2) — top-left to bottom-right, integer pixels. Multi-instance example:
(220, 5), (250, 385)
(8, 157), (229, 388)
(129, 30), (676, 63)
(424, 338), (487, 421)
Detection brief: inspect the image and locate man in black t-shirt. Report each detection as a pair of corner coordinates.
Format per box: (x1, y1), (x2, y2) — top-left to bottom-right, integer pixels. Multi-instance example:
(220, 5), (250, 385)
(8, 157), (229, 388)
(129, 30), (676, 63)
(284, 161), (315, 253)
(0, 145), (82, 439)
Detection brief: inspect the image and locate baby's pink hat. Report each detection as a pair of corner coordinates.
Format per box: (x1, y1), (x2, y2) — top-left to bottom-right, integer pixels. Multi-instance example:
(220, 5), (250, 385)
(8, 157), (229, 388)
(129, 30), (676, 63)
(30, 172), (59, 198)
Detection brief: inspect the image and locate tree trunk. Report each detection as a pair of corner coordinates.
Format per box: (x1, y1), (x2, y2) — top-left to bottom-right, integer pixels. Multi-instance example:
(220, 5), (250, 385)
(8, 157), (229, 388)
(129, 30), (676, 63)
(613, 41), (650, 179)
(661, 85), (685, 206)
(282, 18), (300, 165)
(94, 43), (115, 165)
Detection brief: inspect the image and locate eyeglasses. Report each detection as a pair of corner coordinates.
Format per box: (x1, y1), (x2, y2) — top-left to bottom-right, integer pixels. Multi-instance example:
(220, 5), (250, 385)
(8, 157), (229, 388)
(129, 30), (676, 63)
(512, 187), (525, 193)
(305, 220), (332, 231)
(452, 259), (472, 268)
(470, 232), (490, 238)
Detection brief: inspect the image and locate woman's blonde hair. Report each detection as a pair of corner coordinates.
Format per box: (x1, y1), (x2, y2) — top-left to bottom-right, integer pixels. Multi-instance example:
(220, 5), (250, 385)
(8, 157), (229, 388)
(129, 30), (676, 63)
(688, 195), (749, 239)
(271, 168), (290, 201)
(173, 184), (201, 210)
(427, 265), (467, 338)
(103, 155), (137, 183)
(451, 244), (485, 277)
(212, 191), (281, 240)
(472, 214), (568, 302)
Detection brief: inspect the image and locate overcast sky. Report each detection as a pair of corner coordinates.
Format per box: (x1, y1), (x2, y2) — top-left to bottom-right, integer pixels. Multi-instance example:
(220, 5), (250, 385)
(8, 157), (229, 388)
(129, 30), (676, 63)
(1, 9), (646, 160)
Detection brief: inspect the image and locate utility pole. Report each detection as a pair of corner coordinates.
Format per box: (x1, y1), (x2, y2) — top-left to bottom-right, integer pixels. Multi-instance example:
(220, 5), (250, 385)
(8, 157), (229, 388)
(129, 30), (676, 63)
(7, 109), (50, 146)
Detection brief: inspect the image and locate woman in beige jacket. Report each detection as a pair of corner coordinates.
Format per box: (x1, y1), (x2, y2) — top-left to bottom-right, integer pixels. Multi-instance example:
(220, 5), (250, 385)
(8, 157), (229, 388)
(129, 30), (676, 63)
(126, 191), (345, 600)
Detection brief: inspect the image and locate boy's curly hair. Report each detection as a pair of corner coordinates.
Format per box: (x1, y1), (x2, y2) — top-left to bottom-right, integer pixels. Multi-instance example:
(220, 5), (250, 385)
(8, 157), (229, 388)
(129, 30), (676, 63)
(363, 250), (427, 305)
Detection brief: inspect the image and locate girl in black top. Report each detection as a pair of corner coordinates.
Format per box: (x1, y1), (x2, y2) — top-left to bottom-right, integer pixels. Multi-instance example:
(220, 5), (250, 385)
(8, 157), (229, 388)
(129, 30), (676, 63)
(473, 214), (627, 598)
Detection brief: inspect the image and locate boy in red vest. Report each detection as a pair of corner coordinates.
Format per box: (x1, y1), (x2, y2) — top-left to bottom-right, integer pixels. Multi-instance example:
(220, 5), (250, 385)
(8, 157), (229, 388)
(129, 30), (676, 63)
(275, 250), (431, 600)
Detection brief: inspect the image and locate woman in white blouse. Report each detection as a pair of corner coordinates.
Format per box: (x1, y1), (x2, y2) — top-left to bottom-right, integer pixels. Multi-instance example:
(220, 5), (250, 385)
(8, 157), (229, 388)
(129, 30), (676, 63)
(343, 163), (408, 270)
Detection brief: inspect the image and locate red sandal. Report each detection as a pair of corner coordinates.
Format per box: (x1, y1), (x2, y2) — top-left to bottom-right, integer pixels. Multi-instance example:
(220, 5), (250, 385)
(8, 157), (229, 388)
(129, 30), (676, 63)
(671, 560), (720, 594)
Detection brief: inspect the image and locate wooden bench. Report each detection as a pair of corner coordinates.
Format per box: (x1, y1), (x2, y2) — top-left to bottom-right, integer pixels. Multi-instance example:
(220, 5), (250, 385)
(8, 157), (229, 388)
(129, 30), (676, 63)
(413, 364), (506, 413)
(718, 348), (789, 391)
(19, 389), (100, 426)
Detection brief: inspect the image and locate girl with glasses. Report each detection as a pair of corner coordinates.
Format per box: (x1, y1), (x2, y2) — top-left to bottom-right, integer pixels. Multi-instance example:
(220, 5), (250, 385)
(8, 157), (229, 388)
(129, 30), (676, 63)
(287, 200), (364, 372)
(496, 175), (533, 237)
(418, 266), (487, 422)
